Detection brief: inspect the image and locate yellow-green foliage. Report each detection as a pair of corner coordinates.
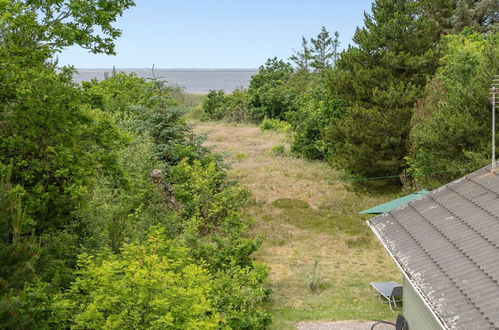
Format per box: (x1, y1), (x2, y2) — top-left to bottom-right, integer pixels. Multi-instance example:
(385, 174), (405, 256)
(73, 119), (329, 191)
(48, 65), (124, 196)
(51, 229), (220, 329)
(260, 118), (291, 133)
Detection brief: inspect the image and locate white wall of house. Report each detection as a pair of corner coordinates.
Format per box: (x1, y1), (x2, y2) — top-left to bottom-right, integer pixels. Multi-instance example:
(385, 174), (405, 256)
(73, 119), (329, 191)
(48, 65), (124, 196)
(403, 276), (443, 330)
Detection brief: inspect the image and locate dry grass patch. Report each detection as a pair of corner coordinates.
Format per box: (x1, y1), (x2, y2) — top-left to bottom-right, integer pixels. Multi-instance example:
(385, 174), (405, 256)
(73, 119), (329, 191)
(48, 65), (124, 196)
(194, 122), (401, 329)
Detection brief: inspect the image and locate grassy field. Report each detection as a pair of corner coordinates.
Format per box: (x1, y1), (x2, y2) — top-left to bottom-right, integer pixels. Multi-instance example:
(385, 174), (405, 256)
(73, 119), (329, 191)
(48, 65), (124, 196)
(194, 122), (402, 329)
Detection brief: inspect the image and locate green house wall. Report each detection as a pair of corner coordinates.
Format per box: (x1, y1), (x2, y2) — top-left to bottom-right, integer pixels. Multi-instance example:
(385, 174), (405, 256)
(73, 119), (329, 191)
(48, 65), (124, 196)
(403, 276), (444, 330)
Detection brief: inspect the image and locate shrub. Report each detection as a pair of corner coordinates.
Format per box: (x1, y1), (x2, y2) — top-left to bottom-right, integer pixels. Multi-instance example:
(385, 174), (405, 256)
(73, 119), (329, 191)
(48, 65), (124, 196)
(288, 75), (343, 160)
(248, 57), (294, 120)
(51, 228), (220, 329)
(202, 90), (227, 120)
(224, 88), (251, 122)
(407, 32), (499, 186)
(201, 89), (251, 122)
(259, 118), (291, 133)
(0, 60), (126, 232)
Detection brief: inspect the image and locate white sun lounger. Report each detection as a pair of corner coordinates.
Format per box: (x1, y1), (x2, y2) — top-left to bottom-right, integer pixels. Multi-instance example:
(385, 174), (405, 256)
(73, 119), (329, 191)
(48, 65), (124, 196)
(370, 281), (403, 311)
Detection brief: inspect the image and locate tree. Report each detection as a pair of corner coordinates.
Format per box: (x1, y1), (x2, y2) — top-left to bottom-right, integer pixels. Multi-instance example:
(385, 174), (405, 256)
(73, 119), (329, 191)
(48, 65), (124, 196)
(325, 0), (455, 182)
(408, 32), (499, 186)
(451, 0), (499, 34)
(0, 0), (135, 229)
(248, 57), (294, 120)
(289, 36), (311, 71)
(4, 0), (135, 55)
(310, 27), (340, 71)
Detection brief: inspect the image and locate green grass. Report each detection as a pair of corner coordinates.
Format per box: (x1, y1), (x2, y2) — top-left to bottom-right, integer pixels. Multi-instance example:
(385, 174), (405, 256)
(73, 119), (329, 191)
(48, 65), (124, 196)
(250, 197), (401, 329)
(195, 122), (402, 329)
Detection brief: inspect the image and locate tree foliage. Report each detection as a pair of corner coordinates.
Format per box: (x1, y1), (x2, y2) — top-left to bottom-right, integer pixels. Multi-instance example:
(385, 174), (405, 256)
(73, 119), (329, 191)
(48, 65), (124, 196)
(310, 27), (340, 71)
(4, 0), (135, 54)
(325, 0), (455, 181)
(51, 229), (220, 329)
(408, 32), (499, 186)
(0, 20), (126, 233)
(451, 0), (499, 34)
(0, 1), (270, 328)
(289, 36), (312, 71)
(248, 57), (294, 120)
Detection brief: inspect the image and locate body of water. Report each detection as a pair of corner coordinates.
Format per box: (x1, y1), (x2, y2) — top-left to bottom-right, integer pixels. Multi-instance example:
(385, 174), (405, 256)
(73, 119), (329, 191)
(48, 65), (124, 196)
(74, 68), (258, 94)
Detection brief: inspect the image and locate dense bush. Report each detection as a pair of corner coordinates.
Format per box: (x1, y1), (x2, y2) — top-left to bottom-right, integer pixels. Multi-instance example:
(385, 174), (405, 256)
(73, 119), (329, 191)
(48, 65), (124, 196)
(248, 57), (295, 120)
(0, 2), (270, 328)
(407, 32), (499, 186)
(202, 89), (251, 122)
(0, 71), (271, 329)
(202, 90), (227, 120)
(288, 73), (342, 160)
(79, 74), (271, 328)
(51, 229), (220, 329)
(0, 50), (125, 233)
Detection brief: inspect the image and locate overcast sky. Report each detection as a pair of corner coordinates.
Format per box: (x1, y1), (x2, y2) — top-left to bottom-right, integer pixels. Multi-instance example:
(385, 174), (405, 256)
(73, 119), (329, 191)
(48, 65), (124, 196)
(57, 0), (374, 68)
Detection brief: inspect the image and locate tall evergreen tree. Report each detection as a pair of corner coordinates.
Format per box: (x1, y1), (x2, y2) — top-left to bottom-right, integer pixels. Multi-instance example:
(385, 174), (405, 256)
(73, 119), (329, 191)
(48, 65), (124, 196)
(325, 0), (455, 181)
(310, 26), (339, 72)
(451, 0), (499, 33)
(289, 36), (311, 71)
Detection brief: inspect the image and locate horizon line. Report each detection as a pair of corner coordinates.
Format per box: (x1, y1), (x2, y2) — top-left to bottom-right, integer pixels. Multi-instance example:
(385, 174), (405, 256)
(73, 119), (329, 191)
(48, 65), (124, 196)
(74, 67), (260, 70)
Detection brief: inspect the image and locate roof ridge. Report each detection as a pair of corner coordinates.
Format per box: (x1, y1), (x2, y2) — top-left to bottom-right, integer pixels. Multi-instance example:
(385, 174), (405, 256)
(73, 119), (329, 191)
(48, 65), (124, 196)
(390, 209), (496, 329)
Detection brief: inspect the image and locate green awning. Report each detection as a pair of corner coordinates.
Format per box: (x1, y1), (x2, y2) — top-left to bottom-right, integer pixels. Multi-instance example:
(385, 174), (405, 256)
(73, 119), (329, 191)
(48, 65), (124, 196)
(359, 190), (429, 214)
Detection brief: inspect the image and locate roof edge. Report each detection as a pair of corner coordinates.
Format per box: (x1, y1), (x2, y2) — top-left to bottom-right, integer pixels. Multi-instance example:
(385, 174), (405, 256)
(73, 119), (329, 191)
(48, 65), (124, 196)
(368, 219), (449, 330)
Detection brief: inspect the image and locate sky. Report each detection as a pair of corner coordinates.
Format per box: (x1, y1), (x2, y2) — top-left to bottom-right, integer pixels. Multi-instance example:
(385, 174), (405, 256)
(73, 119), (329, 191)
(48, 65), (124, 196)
(58, 0), (374, 69)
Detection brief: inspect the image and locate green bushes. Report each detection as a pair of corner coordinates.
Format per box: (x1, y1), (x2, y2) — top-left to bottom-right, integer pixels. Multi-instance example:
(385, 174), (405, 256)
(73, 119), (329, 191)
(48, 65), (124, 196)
(0, 3), (270, 326)
(0, 57), (125, 232)
(202, 88), (251, 122)
(248, 58), (295, 120)
(0, 71), (271, 328)
(288, 75), (341, 160)
(202, 90), (227, 120)
(78, 74), (271, 328)
(201, 57), (301, 123)
(51, 229), (220, 329)
(407, 32), (499, 185)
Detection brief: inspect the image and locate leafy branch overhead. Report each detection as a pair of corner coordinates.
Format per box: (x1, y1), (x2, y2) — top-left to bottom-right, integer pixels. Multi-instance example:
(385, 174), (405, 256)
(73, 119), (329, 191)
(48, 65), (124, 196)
(3, 0), (135, 54)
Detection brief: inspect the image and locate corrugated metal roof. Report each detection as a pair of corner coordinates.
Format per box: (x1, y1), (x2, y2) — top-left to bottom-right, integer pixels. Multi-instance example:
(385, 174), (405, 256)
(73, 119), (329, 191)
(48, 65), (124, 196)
(369, 166), (499, 330)
(359, 190), (429, 214)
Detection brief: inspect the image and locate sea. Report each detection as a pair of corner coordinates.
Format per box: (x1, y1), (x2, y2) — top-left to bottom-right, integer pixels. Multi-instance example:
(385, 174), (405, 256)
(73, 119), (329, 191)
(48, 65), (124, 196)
(73, 68), (259, 94)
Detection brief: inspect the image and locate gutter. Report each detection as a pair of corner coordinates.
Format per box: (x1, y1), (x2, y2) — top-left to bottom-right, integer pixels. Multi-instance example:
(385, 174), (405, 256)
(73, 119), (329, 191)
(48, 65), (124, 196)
(367, 219), (449, 330)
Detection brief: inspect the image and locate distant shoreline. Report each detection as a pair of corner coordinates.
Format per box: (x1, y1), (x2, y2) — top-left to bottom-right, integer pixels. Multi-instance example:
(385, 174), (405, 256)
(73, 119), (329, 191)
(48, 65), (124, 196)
(75, 68), (258, 71)
(73, 68), (258, 94)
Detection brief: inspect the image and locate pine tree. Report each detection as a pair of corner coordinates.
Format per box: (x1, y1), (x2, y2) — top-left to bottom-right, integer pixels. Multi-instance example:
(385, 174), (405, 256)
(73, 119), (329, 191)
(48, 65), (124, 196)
(0, 166), (40, 328)
(326, 0), (455, 181)
(451, 0), (499, 33)
(310, 26), (340, 72)
(289, 36), (311, 71)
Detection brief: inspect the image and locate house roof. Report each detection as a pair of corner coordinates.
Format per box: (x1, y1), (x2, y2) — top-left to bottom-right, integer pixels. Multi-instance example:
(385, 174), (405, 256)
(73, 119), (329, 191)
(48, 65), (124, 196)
(359, 190), (429, 214)
(368, 165), (499, 330)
